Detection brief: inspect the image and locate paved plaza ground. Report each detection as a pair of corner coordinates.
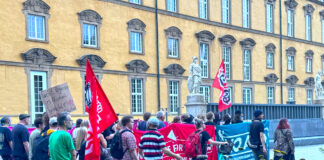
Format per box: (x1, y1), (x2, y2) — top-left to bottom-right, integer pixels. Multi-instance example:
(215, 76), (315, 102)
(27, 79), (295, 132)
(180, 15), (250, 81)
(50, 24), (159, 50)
(269, 144), (324, 160)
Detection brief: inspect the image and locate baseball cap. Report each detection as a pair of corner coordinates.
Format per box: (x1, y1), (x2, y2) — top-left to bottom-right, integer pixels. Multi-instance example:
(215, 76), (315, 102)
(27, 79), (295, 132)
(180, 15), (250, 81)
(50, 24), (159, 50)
(49, 117), (57, 126)
(254, 110), (263, 118)
(19, 114), (30, 120)
(148, 118), (160, 126)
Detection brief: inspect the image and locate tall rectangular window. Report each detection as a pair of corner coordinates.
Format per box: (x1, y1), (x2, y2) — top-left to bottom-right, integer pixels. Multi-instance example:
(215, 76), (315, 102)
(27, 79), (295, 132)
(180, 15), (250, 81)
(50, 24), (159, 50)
(167, 0), (177, 12)
(222, 0), (230, 24)
(200, 43), (209, 78)
(307, 89), (313, 104)
(169, 81), (179, 113)
(83, 23), (97, 47)
(223, 47), (231, 79)
(129, 0), (141, 4)
(228, 86), (233, 102)
(242, 0), (250, 28)
(306, 58), (312, 73)
(322, 19), (324, 43)
(27, 15), (45, 40)
(168, 38), (179, 58)
(287, 9), (294, 37)
(305, 14), (312, 41)
(288, 88), (295, 102)
(287, 56), (294, 71)
(131, 79), (143, 114)
(243, 50), (251, 81)
(267, 52), (274, 69)
(243, 87), (252, 104)
(266, 4), (274, 33)
(267, 86), (274, 104)
(30, 71), (47, 121)
(130, 31), (143, 53)
(200, 86), (210, 103)
(199, 0), (208, 19)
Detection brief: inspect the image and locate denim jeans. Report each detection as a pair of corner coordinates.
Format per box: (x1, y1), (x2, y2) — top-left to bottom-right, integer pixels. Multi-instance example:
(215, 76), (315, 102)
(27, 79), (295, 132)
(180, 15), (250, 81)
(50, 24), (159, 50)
(251, 148), (268, 160)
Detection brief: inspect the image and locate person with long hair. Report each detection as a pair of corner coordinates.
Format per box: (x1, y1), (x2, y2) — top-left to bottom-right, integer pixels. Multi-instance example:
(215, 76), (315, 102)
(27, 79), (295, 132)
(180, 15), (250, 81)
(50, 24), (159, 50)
(191, 118), (228, 160)
(213, 112), (221, 126)
(273, 118), (295, 160)
(75, 127), (87, 160)
(223, 114), (231, 125)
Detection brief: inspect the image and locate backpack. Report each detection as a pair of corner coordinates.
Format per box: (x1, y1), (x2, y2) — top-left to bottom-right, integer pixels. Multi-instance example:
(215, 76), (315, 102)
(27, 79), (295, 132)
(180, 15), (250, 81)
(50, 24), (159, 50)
(32, 133), (51, 160)
(110, 129), (132, 160)
(184, 130), (204, 158)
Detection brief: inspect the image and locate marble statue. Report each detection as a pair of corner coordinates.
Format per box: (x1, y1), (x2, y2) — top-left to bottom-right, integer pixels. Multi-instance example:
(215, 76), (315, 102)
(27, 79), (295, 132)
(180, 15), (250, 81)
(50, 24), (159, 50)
(315, 70), (324, 99)
(187, 56), (202, 94)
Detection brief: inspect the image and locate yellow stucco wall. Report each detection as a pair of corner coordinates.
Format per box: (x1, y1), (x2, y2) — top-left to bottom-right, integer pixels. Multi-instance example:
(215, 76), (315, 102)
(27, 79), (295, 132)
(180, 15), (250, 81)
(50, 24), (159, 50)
(0, 0), (324, 123)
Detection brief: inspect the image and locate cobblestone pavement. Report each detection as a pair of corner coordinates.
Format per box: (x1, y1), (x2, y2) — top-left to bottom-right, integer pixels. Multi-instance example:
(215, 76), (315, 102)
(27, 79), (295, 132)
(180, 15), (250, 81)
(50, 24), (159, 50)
(270, 144), (324, 160)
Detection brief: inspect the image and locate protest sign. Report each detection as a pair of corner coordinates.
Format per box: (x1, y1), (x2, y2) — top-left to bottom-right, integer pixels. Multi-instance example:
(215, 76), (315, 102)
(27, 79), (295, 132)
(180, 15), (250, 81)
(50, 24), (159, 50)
(216, 121), (270, 160)
(134, 123), (218, 160)
(40, 83), (76, 117)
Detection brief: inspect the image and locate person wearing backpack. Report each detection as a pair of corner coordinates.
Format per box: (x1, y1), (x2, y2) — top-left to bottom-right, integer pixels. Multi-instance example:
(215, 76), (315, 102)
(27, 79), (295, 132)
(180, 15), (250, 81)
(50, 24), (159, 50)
(29, 118), (43, 160)
(32, 117), (58, 160)
(273, 118), (295, 160)
(111, 116), (138, 160)
(138, 118), (182, 160)
(185, 118), (228, 160)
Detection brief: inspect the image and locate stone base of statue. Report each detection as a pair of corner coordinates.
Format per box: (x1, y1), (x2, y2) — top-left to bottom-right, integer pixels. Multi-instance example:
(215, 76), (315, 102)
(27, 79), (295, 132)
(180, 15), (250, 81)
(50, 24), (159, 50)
(314, 99), (324, 119)
(185, 94), (207, 117)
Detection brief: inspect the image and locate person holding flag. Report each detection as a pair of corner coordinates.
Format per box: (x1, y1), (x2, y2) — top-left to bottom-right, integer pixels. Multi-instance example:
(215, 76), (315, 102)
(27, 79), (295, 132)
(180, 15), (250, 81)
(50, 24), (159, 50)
(212, 60), (232, 112)
(85, 60), (118, 160)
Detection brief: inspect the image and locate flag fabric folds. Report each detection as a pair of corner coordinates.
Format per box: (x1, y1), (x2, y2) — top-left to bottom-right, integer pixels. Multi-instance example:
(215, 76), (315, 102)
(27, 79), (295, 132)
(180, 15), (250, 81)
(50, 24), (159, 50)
(212, 60), (232, 112)
(85, 60), (118, 160)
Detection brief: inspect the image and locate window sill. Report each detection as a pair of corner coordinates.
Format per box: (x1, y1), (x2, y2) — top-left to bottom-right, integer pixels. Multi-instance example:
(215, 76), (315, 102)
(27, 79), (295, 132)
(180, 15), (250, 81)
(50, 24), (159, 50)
(266, 67), (274, 70)
(167, 56), (180, 60)
(81, 45), (100, 50)
(129, 51), (144, 55)
(26, 38), (48, 44)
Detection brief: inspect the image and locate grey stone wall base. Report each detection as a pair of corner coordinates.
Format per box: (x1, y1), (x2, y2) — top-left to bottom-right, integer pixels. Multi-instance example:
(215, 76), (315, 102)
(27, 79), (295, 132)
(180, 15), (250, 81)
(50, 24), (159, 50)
(185, 94), (207, 117)
(270, 137), (324, 148)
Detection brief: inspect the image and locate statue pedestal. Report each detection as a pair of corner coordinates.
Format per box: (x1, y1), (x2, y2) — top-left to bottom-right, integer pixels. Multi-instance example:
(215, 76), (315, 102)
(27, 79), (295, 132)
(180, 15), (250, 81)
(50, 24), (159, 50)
(314, 99), (324, 120)
(185, 94), (207, 117)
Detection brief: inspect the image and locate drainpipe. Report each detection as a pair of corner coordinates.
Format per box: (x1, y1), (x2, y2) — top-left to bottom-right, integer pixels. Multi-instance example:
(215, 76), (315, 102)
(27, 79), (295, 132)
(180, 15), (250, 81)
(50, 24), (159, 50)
(155, 0), (161, 111)
(280, 0), (283, 104)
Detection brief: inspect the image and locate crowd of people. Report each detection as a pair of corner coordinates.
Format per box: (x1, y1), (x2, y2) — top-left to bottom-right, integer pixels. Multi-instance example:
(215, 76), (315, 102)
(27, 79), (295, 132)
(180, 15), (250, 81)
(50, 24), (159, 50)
(0, 110), (295, 160)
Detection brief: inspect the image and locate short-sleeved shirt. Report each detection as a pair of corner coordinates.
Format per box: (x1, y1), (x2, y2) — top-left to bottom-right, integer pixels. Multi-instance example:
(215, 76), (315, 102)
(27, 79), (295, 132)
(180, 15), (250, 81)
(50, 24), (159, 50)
(195, 130), (211, 155)
(12, 124), (29, 159)
(0, 126), (12, 155)
(139, 129), (166, 160)
(137, 121), (147, 131)
(49, 130), (75, 160)
(120, 127), (137, 160)
(249, 120), (264, 146)
(157, 121), (165, 129)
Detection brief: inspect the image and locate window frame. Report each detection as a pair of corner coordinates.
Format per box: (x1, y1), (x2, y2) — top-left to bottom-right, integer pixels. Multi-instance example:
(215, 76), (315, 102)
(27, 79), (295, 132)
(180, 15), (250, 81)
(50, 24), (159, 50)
(78, 10), (102, 49)
(168, 80), (181, 114)
(82, 23), (98, 48)
(223, 46), (232, 79)
(166, 0), (178, 12)
(130, 31), (143, 54)
(129, 0), (142, 5)
(130, 78), (144, 114)
(199, 43), (209, 79)
(266, 3), (274, 33)
(167, 38), (179, 58)
(243, 49), (251, 81)
(198, 0), (209, 20)
(165, 26), (182, 59)
(242, 87), (252, 104)
(307, 89), (313, 104)
(30, 71), (47, 121)
(127, 19), (146, 55)
(227, 85), (234, 103)
(305, 14), (312, 41)
(322, 19), (324, 44)
(266, 52), (274, 69)
(242, 0), (251, 28)
(306, 57), (312, 73)
(267, 86), (275, 104)
(288, 87), (295, 102)
(23, 12), (49, 43)
(287, 55), (294, 71)
(221, 0), (231, 24)
(287, 9), (295, 37)
(200, 85), (211, 103)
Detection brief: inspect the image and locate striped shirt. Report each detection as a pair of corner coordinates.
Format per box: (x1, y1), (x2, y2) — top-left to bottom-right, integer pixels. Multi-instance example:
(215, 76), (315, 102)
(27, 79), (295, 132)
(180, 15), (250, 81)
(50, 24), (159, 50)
(139, 129), (166, 160)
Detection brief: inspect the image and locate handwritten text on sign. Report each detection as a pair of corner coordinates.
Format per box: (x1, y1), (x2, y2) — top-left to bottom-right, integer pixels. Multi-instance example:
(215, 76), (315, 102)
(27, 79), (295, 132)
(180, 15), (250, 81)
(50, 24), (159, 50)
(40, 83), (76, 117)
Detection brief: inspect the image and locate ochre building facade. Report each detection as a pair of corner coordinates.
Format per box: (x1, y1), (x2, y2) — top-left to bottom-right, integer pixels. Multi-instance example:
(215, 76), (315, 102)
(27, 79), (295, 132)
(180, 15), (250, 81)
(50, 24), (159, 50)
(1, 0), (324, 123)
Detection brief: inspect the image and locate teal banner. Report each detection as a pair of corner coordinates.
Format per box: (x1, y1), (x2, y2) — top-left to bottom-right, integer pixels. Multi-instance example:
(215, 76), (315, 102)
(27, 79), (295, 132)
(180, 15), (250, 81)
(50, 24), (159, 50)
(216, 121), (270, 160)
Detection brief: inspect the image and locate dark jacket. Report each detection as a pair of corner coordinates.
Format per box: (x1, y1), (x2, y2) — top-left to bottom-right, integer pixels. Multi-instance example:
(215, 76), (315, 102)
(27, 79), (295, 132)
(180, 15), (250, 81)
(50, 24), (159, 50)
(274, 129), (295, 156)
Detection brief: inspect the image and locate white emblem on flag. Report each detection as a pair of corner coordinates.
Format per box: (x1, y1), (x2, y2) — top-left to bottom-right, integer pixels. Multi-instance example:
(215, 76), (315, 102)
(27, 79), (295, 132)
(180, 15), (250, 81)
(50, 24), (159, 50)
(167, 130), (177, 141)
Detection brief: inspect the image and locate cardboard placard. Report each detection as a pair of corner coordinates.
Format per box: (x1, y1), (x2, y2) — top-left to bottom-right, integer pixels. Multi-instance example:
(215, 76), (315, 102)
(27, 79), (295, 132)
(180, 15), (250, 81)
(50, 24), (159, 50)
(40, 83), (76, 117)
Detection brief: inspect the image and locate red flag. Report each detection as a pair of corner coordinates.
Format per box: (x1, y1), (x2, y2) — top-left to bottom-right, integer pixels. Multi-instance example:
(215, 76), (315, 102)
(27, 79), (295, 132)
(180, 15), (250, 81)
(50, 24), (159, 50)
(212, 60), (227, 90)
(212, 60), (231, 112)
(85, 60), (118, 160)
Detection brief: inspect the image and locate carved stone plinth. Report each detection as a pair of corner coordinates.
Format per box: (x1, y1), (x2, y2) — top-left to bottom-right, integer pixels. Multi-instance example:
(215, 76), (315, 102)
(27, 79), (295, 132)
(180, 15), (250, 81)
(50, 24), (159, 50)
(314, 99), (324, 120)
(185, 94), (207, 117)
